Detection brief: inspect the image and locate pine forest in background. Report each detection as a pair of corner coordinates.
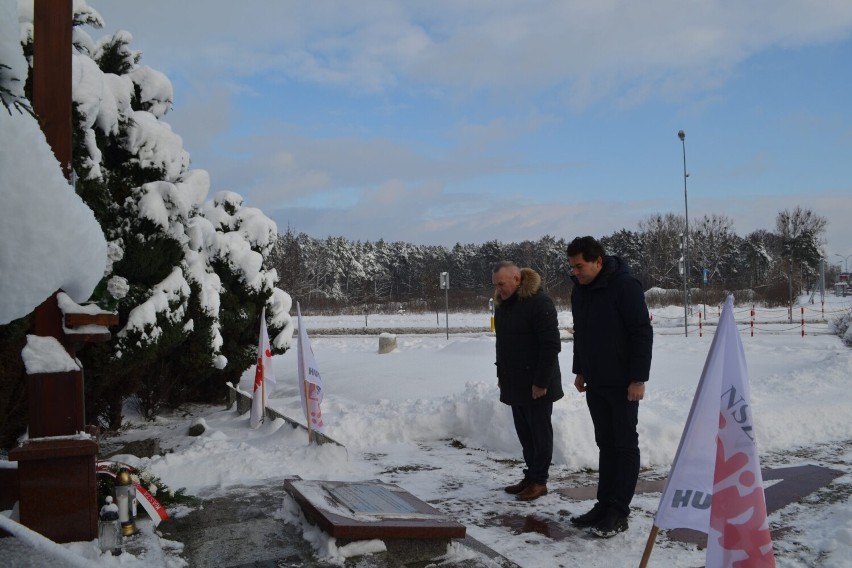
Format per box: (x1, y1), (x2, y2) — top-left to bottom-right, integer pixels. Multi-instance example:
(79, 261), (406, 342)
(272, 205), (829, 314)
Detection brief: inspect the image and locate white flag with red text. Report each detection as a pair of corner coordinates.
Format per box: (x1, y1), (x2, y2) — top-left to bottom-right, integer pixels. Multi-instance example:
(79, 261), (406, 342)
(654, 295), (775, 567)
(249, 307), (276, 428)
(296, 303), (326, 434)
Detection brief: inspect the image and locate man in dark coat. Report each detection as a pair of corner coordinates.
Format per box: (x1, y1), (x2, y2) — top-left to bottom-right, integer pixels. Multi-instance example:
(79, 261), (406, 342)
(566, 236), (653, 538)
(492, 261), (563, 501)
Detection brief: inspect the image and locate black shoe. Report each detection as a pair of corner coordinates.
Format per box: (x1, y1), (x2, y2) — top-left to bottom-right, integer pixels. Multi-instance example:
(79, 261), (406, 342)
(590, 508), (628, 538)
(504, 478), (532, 495)
(570, 502), (608, 528)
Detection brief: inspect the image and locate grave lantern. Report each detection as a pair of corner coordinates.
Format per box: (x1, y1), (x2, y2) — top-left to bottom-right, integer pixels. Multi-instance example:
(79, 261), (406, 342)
(98, 496), (122, 555)
(114, 469), (138, 536)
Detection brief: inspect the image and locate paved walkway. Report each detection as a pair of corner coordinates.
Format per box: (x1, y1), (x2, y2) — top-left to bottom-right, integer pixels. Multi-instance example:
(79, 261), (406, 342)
(157, 484), (518, 568)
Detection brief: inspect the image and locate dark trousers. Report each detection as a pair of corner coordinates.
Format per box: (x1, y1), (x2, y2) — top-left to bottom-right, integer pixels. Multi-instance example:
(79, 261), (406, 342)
(586, 387), (640, 515)
(511, 402), (553, 484)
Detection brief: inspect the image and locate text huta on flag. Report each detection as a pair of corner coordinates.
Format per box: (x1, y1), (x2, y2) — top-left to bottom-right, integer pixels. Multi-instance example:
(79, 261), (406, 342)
(653, 295), (775, 567)
(249, 307), (276, 428)
(297, 303), (326, 437)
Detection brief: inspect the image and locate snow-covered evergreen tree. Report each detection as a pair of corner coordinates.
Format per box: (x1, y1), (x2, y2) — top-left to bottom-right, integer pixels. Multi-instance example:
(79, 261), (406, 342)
(15, 2), (292, 428)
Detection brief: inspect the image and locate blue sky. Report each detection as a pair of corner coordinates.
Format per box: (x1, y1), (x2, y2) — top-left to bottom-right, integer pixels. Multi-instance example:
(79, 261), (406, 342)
(91, 1), (852, 265)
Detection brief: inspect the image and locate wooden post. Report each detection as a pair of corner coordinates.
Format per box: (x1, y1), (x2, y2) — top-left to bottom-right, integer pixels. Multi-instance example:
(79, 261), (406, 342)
(33, 0), (73, 181)
(8, 0), (100, 544)
(304, 380), (314, 444)
(10, 1), (128, 544)
(9, 440), (99, 543)
(12, 295), (117, 542)
(261, 369), (266, 424)
(638, 524), (659, 568)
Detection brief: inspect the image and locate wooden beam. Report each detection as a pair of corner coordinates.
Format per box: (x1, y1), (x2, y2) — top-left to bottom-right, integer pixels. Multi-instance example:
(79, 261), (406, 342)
(32, 0), (73, 342)
(33, 0), (73, 180)
(64, 312), (119, 328)
(66, 331), (113, 344)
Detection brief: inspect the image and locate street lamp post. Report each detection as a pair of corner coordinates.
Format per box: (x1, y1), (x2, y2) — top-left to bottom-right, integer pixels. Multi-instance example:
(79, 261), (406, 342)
(836, 253), (851, 273)
(678, 130), (689, 337)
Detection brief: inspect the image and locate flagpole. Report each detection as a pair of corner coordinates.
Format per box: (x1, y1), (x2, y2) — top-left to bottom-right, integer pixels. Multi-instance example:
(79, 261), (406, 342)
(261, 309), (266, 425)
(638, 524), (659, 568)
(298, 301), (312, 443)
(303, 379), (313, 444)
(261, 370), (266, 424)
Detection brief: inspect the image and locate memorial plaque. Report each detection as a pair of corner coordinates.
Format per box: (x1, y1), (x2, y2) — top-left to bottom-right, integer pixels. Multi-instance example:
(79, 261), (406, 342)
(329, 483), (418, 516)
(284, 478), (466, 540)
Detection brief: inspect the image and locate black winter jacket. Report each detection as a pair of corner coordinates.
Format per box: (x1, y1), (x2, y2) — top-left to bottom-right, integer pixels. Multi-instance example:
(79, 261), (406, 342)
(494, 268), (563, 405)
(570, 256), (653, 388)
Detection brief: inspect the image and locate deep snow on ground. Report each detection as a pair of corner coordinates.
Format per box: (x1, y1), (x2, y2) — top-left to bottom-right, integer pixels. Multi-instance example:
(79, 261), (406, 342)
(2, 296), (851, 567)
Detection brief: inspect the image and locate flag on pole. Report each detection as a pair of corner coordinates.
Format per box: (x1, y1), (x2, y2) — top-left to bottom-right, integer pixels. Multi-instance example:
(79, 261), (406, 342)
(250, 307), (276, 428)
(297, 302), (326, 435)
(654, 295), (775, 567)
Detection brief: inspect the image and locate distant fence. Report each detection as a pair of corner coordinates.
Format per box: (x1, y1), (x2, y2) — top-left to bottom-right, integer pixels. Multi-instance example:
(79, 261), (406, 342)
(305, 325), (491, 336)
(650, 300), (852, 338)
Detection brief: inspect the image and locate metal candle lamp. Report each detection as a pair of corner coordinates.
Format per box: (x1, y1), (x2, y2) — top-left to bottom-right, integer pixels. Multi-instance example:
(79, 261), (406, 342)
(114, 469), (139, 536)
(98, 496), (122, 555)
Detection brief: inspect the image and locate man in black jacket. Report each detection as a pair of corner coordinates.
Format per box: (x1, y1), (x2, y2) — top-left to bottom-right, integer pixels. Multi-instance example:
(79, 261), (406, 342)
(492, 261), (563, 501)
(566, 236), (653, 538)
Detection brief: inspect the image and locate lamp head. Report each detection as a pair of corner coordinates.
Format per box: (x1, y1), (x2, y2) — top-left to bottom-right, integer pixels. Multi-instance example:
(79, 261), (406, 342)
(678, 130), (685, 141)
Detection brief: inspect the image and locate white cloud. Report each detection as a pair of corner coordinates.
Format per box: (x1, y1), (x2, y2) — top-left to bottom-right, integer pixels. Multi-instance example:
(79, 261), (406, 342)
(88, 1), (852, 253)
(96, 1), (852, 103)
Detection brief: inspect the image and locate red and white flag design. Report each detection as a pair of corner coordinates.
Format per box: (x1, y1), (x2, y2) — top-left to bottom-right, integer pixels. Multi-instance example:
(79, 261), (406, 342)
(654, 295), (775, 568)
(297, 302), (326, 434)
(250, 306), (276, 428)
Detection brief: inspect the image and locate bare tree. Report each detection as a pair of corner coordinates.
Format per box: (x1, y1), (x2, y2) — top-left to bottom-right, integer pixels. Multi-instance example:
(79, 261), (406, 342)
(691, 214), (738, 285)
(775, 206), (827, 300)
(638, 213), (685, 289)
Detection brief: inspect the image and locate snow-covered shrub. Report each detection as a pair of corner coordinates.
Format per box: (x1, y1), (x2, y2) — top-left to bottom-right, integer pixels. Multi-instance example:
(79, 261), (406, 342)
(830, 309), (852, 346)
